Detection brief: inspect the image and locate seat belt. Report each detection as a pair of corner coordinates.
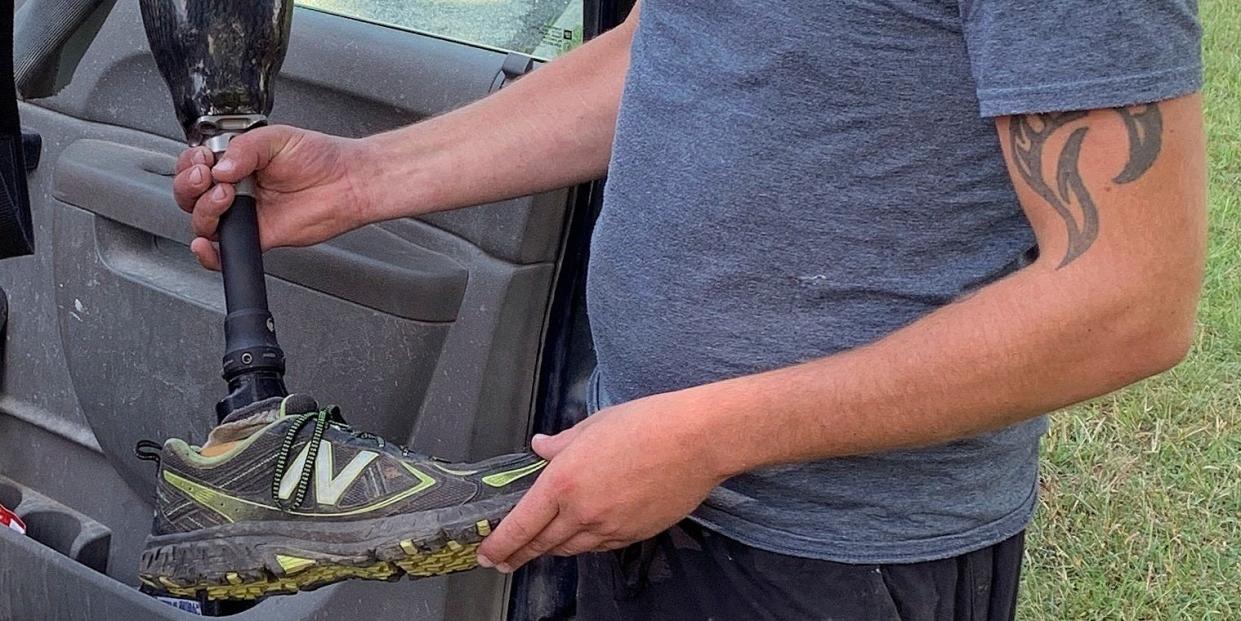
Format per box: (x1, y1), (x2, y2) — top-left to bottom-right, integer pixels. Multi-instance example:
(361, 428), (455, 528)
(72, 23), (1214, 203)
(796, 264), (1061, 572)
(0, 0), (34, 259)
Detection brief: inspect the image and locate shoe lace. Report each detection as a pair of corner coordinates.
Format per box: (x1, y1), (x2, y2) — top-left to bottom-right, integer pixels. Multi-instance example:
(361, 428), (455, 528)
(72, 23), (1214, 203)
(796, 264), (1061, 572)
(269, 406), (411, 509)
(271, 409), (331, 509)
(134, 439), (163, 467)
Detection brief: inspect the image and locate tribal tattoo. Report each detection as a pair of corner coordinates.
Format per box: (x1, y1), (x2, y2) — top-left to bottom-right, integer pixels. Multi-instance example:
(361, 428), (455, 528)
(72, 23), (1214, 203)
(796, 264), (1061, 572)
(1008, 104), (1163, 268)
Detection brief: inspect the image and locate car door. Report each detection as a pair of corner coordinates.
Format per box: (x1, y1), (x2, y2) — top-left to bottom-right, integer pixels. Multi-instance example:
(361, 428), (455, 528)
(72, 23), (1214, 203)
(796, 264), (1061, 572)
(0, 0), (631, 619)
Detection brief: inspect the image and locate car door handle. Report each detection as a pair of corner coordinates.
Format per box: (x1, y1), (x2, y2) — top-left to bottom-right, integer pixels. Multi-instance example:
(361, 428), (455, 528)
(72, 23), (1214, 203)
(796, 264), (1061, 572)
(54, 138), (468, 322)
(55, 139), (191, 243)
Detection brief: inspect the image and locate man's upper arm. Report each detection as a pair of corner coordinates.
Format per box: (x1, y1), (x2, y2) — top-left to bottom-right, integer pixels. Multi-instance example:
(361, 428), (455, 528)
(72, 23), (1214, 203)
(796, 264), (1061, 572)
(994, 94), (1206, 280)
(958, 0), (1204, 275)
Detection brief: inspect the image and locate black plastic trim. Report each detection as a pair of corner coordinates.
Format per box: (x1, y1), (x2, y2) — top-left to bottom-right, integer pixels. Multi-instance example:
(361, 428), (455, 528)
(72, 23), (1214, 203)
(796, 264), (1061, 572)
(21, 132), (41, 171)
(506, 3), (634, 618)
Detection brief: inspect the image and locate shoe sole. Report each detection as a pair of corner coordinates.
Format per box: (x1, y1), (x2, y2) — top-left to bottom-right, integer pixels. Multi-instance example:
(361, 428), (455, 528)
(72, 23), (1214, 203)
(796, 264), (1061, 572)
(138, 493), (520, 600)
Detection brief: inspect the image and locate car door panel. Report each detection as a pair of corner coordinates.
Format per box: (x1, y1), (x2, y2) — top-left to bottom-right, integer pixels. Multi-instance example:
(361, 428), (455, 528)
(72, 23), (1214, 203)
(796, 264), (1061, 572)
(0, 1), (577, 619)
(54, 138), (470, 322)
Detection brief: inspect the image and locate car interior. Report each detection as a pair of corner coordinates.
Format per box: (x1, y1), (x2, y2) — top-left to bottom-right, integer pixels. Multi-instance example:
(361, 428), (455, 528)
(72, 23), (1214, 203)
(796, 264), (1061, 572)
(0, 0), (635, 618)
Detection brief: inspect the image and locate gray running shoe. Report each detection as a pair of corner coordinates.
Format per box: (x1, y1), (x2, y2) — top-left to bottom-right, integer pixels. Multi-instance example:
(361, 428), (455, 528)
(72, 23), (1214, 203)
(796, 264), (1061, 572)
(139, 394), (545, 600)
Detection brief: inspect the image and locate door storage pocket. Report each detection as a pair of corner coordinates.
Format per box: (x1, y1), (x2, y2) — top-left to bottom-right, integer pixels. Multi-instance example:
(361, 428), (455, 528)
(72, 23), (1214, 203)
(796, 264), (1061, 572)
(0, 474), (111, 573)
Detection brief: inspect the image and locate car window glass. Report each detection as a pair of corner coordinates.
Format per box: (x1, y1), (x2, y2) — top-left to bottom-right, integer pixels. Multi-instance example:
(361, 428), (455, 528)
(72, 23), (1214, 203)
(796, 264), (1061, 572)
(296, 0), (584, 59)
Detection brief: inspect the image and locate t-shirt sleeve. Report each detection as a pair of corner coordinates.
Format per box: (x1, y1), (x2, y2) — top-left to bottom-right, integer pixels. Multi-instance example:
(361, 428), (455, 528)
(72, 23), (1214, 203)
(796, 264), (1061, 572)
(959, 0), (1203, 117)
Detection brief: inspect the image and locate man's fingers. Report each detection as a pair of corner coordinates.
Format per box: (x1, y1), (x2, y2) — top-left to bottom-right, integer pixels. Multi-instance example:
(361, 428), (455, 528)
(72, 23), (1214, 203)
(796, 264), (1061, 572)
(191, 184), (235, 240)
(476, 480), (559, 569)
(212, 125), (296, 183)
(488, 516), (581, 573)
(548, 533), (610, 557)
(190, 237), (221, 271)
(175, 146), (213, 174)
(173, 164), (214, 213)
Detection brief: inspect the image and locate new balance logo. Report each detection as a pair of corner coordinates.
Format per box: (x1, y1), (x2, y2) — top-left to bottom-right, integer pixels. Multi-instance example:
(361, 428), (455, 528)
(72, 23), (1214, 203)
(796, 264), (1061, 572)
(277, 441), (378, 506)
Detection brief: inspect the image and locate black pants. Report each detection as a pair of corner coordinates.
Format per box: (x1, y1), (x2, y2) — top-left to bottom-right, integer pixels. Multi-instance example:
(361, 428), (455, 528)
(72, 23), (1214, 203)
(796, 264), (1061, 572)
(577, 521), (1024, 621)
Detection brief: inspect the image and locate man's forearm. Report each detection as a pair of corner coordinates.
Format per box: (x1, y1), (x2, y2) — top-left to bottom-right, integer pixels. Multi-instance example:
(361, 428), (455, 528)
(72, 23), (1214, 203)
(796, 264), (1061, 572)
(674, 257), (1201, 478)
(355, 10), (638, 222)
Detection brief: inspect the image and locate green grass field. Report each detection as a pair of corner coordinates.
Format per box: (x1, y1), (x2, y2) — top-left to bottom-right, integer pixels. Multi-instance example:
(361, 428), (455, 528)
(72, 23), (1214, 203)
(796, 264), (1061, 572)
(1019, 1), (1240, 618)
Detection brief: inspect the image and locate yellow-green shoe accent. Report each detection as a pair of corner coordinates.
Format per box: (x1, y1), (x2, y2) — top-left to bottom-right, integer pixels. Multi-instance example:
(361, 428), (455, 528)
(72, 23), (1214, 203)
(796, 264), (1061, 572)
(161, 463), (441, 523)
(481, 460), (547, 488)
(275, 554), (316, 575)
(163, 470), (247, 522)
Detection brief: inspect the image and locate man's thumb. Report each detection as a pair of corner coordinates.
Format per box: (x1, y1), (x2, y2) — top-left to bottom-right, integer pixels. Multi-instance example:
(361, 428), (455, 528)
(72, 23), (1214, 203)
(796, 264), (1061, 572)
(531, 428), (579, 460)
(211, 125), (294, 183)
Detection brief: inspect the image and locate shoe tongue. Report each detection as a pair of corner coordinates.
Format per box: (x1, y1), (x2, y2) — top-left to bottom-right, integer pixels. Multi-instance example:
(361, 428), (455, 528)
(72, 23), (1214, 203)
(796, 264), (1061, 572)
(203, 394), (320, 451)
(217, 396), (284, 425)
(278, 393), (320, 418)
(216, 393), (319, 426)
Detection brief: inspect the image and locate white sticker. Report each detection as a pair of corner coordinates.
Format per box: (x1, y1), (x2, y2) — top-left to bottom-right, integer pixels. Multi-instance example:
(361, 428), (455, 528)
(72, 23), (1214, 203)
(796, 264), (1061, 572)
(154, 596), (203, 615)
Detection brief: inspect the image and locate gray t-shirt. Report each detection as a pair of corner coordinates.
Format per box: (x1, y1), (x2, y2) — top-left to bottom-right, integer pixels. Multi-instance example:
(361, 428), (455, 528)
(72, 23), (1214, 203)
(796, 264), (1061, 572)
(586, 0), (1201, 563)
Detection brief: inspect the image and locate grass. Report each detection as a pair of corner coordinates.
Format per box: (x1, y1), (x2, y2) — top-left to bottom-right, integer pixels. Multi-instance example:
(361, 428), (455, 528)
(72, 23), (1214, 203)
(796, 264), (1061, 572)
(1019, 1), (1241, 618)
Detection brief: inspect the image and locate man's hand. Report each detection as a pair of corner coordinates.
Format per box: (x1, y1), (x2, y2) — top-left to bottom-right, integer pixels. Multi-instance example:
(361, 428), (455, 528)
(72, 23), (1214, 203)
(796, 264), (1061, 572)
(172, 125), (374, 270)
(475, 391), (724, 573)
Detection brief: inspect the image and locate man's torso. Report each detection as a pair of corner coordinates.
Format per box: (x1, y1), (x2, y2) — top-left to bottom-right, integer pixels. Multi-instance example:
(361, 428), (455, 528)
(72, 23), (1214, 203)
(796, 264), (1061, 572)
(586, 0), (1044, 563)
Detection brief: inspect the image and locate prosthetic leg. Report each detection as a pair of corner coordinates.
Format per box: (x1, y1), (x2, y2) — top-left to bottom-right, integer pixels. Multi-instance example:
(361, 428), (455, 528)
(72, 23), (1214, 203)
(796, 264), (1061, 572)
(133, 6), (551, 608)
(139, 0), (294, 422)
